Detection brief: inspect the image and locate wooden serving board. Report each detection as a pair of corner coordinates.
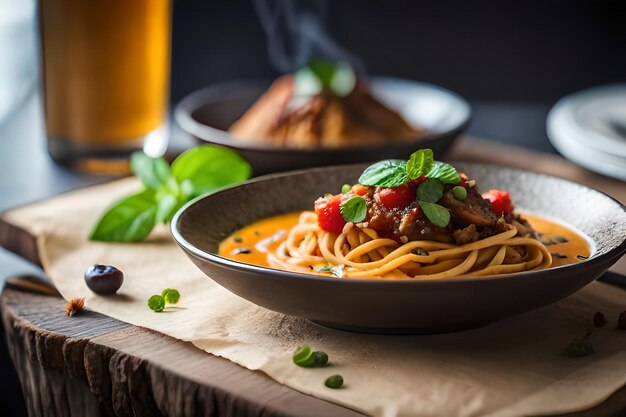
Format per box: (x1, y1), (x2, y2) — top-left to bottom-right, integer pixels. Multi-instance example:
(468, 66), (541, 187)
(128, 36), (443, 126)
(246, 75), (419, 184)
(1, 137), (626, 417)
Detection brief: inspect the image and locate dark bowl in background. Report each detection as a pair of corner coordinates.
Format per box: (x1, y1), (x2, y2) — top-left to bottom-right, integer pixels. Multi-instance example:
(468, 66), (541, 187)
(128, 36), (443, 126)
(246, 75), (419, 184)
(171, 163), (626, 334)
(174, 77), (471, 175)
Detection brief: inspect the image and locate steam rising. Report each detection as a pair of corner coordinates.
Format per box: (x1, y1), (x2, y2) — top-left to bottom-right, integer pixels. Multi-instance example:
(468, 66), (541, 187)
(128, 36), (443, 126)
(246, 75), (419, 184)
(253, 0), (364, 73)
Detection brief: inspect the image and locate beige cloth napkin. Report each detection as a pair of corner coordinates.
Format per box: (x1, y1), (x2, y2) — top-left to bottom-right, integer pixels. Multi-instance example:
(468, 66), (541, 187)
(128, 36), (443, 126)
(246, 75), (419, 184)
(4, 178), (626, 417)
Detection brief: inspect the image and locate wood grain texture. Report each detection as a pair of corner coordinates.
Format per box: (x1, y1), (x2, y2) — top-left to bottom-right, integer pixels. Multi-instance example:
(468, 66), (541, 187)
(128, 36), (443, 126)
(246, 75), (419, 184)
(0, 289), (365, 417)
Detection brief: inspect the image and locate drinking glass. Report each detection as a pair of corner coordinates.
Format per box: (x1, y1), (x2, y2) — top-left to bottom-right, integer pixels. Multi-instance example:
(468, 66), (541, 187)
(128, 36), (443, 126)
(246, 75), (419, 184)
(39, 0), (171, 173)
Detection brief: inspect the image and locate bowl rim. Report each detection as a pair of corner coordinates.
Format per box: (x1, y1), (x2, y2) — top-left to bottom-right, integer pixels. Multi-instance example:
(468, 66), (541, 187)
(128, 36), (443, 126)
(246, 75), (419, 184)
(173, 76), (472, 153)
(171, 162), (626, 286)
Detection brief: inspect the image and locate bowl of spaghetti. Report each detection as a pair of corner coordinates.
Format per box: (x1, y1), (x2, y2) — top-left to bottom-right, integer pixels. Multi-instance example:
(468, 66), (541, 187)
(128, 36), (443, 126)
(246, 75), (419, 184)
(171, 150), (626, 333)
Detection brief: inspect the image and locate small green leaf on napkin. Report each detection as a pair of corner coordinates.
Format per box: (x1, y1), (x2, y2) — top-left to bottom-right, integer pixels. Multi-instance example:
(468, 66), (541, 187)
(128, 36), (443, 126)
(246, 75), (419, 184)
(560, 329), (594, 357)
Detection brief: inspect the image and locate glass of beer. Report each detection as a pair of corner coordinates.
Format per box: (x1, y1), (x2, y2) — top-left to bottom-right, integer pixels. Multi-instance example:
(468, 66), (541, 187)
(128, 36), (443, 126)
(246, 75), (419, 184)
(39, 0), (171, 173)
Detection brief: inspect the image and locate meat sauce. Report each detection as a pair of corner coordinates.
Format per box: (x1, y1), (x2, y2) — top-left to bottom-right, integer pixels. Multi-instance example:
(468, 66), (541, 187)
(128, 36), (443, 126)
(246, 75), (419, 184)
(362, 181), (515, 244)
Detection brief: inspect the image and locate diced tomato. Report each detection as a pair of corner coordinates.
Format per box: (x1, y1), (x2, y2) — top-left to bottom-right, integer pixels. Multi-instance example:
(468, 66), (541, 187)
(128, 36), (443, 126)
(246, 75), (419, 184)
(409, 205), (422, 219)
(411, 175), (428, 186)
(459, 173), (468, 184)
(376, 183), (417, 210)
(314, 194), (346, 233)
(351, 184), (368, 196)
(482, 189), (514, 216)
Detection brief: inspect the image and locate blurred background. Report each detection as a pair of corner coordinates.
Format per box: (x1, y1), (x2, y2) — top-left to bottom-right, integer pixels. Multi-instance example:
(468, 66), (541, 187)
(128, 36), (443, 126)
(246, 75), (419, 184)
(167, 0), (626, 151)
(1, 0), (625, 415)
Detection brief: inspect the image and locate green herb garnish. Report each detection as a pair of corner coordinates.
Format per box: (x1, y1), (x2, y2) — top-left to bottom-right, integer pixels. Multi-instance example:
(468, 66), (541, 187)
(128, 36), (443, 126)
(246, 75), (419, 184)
(292, 346), (329, 367)
(88, 190), (158, 242)
(413, 247), (429, 256)
(148, 295), (165, 312)
(427, 161), (461, 184)
(312, 351), (329, 366)
(560, 329), (594, 357)
(162, 288), (180, 304)
(416, 178), (444, 203)
(452, 186), (467, 201)
(341, 184), (352, 194)
(357, 149), (460, 188)
(358, 159), (408, 188)
(406, 148), (434, 180)
(340, 196), (367, 223)
(418, 201), (451, 228)
(414, 178), (450, 227)
(90, 145), (251, 242)
(331, 264), (345, 278)
(294, 58), (356, 97)
(149, 288), (181, 312)
(316, 265), (332, 273)
(324, 374), (344, 389)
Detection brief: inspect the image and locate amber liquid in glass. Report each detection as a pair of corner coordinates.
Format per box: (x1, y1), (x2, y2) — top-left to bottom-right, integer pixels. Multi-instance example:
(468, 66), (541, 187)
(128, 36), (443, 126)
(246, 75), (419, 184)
(39, 0), (171, 173)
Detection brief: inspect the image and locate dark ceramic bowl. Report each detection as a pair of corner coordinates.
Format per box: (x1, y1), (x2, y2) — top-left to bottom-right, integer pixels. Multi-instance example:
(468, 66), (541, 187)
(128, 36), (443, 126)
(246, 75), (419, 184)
(174, 77), (471, 175)
(171, 163), (626, 334)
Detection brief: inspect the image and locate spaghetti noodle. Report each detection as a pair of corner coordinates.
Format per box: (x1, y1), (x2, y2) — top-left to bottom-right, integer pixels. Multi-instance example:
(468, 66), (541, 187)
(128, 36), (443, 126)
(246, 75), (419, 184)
(266, 211), (552, 279)
(218, 149), (591, 279)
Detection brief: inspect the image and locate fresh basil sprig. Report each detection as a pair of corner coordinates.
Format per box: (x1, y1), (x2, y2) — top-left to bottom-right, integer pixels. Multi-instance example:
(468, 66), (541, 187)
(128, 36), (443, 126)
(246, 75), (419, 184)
(357, 149), (460, 188)
(415, 179), (450, 227)
(355, 149), (457, 228)
(418, 201), (451, 228)
(416, 178), (444, 203)
(340, 196), (367, 223)
(89, 145), (251, 242)
(294, 58), (357, 97)
(406, 148), (433, 180)
(428, 161), (461, 184)
(358, 160), (408, 188)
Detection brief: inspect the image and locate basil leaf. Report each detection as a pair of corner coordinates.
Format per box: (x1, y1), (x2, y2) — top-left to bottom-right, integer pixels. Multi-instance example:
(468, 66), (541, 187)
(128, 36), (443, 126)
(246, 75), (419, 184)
(295, 59), (356, 97)
(308, 58), (336, 89)
(418, 201), (450, 228)
(358, 160), (408, 188)
(130, 152), (171, 190)
(427, 161), (460, 184)
(417, 178), (444, 203)
(171, 145), (252, 198)
(329, 61), (356, 97)
(89, 190), (157, 242)
(340, 196), (367, 223)
(155, 193), (178, 224)
(406, 149), (434, 180)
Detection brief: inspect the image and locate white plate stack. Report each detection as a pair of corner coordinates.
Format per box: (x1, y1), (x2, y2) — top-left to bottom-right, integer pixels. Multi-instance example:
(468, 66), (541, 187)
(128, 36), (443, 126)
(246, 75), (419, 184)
(547, 84), (626, 181)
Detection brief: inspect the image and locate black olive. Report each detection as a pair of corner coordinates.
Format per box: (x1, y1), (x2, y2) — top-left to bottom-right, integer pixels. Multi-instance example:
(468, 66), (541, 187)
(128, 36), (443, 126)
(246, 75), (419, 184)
(84, 264), (124, 295)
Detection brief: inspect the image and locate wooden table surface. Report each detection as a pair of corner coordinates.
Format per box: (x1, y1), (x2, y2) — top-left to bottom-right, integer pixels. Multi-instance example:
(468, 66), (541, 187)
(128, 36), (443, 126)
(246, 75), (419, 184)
(1, 138), (625, 417)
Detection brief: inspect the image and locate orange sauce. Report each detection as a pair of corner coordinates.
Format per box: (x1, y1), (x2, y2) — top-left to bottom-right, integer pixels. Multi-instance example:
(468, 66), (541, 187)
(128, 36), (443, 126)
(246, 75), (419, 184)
(218, 212), (591, 272)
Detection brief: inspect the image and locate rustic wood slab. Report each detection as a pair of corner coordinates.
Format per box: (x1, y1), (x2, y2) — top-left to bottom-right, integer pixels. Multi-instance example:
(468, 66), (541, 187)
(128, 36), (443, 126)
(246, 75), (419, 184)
(1, 288), (366, 417)
(1, 138), (625, 416)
